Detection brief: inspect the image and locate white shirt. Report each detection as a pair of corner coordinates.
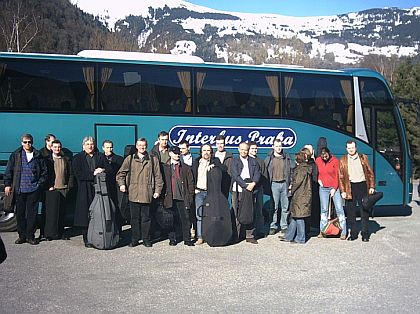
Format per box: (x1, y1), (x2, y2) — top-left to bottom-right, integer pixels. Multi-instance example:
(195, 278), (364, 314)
(232, 156), (250, 192)
(25, 151), (34, 162)
(196, 158), (209, 191)
(215, 151), (226, 163)
(181, 153), (193, 166)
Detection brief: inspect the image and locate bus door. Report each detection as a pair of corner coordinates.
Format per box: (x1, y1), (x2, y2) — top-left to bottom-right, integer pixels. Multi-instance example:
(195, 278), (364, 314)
(95, 124), (138, 156)
(372, 107), (404, 205)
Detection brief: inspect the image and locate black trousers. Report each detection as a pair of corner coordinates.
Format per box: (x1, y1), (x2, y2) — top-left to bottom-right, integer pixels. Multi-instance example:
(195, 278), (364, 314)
(129, 202), (151, 242)
(346, 182), (370, 238)
(167, 200), (191, 242)
(45, 190), (67, 238)
(15, 189), (40, 240)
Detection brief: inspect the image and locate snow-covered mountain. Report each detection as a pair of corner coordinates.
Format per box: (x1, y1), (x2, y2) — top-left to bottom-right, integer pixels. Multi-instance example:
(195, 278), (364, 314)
(70, 0), (420, 65)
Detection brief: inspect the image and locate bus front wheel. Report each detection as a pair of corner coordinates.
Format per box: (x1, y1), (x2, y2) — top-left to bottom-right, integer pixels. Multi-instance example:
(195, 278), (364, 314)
(0, 211), (17, 232)
(0, 193), (17, 231)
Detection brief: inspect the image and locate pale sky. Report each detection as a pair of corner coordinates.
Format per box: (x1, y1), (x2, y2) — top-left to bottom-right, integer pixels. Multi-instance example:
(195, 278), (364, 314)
(186, 0), (420, 16)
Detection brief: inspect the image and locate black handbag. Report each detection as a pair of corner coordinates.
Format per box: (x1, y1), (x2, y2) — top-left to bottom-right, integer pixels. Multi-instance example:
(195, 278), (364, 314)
(237, 189), (254, 225)
(155, 202), (174, 229)
(361, 191), (383, 218)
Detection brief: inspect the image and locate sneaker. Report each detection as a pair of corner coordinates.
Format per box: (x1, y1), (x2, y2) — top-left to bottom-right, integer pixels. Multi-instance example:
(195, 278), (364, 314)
(317, 233), (325, 238)
(280, 228), (287, 236)
(340, 234), (347, 240)
(196, 238), (204, 245)
(269, 229), (277, 235)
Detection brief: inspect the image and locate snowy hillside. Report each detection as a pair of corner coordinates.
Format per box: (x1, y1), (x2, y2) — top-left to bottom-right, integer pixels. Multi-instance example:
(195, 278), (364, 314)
(70, 0), (420, 64)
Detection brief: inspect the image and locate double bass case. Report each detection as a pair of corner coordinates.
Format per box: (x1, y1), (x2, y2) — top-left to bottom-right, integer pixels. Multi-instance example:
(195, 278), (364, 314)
(87, 173), (119, 249)
(201, 166), (232, 247)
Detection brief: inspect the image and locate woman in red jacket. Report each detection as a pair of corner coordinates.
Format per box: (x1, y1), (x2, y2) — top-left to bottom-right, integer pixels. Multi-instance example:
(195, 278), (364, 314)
(315, 147), (347, 239)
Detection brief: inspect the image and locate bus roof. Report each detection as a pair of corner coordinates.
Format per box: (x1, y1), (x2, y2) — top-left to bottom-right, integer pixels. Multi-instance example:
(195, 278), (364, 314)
(0, 50), (384, 79)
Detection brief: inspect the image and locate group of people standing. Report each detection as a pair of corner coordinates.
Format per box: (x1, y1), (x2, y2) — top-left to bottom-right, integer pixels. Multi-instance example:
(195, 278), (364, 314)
(4, 130), (376, 248)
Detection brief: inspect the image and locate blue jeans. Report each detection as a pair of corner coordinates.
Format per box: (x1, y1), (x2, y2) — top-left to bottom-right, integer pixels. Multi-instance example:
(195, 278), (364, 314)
(195, 191), (207, 239)
(270, 181), (289, 230)
(284, 217), (305, 243)
(319, 187), (347, 236)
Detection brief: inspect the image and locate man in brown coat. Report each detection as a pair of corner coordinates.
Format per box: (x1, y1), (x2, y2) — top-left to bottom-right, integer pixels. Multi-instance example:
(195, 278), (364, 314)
(116, 138), (163, 247)
(339, 140), (375, 242)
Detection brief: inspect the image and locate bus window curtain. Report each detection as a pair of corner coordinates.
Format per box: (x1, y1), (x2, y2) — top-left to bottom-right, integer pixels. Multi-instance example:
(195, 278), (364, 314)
(100, 67), (113, 110)
(284, 76), (294, 98)
(83, 67), (95, 110)
(340, 79), (354, 133)
(265, 75), (280, 115)
(196, 72), (206, 112)
(177, 71), (191, 113)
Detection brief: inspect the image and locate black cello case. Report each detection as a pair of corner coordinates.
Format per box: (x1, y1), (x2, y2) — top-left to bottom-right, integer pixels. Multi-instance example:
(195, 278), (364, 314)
(201, 166), (232, 247)
(87, 173), (119, 249)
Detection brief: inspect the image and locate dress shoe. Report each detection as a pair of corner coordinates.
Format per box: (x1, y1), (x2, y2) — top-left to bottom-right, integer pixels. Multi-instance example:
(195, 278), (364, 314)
(143, 241), (152, 247)
(169, 240), (177, 246)
(362, 237), (370, 242)
(246, 238), (258, 244)
(279, 238), (291, 242)
(27, 238), (39, 245)
(347, 236), (357, 241)
(269, 229), (277, 235)
(84, 242), (93, 248)
(184, 241), (195, 246)
(61, 235), (70, 240)
(196, 238), (204, 245)
(128, 241), (139, 247)
(15, 237), (26, 244)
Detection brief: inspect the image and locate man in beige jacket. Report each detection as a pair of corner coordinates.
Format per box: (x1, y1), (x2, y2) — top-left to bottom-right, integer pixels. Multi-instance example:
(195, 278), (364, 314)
(116, 138), (163, 247)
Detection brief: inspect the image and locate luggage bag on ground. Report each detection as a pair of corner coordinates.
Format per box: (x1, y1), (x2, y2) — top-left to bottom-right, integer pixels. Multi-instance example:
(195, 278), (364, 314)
(321, 195), (342, 237)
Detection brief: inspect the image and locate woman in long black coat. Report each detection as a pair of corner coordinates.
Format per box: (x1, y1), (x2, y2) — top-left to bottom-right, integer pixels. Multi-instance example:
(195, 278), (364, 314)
(72, 137), (106, 246)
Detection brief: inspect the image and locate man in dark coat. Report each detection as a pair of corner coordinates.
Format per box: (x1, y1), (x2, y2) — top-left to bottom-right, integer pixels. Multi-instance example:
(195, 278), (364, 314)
(4, 133), (48, 245)
(162, 146), (195, 246)
(214, 134), (233, 199)
(38, 133), (56, 241)
(150, 130), (171, 165)
(230, 142), (261, 244)
(72, 136), (107, 247)
(191, 144), (226, 245)
(101, 140), (124, 229)
(249, 141), (269, 237)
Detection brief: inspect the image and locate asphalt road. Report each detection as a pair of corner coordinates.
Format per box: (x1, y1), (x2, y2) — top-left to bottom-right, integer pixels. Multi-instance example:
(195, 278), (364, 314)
(1, 184), (420, 313)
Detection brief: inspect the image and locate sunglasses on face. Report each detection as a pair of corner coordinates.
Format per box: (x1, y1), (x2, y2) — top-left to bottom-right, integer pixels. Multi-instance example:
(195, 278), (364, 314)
(22, 141), (32, 144)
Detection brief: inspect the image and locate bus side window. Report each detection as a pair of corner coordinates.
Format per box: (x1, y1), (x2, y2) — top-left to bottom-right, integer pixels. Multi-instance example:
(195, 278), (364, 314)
(285, 90), (303, 118)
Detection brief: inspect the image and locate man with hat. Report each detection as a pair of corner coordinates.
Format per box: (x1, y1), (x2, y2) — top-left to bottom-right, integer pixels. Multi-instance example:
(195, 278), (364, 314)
(161, 146), (195, 246)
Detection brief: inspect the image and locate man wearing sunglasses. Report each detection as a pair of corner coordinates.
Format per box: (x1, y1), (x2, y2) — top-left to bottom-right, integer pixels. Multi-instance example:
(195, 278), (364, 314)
(4, 134), (48, 245)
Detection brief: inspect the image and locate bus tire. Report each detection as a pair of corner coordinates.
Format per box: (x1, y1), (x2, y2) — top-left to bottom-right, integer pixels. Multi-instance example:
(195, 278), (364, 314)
(0, 211), (17, 232)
